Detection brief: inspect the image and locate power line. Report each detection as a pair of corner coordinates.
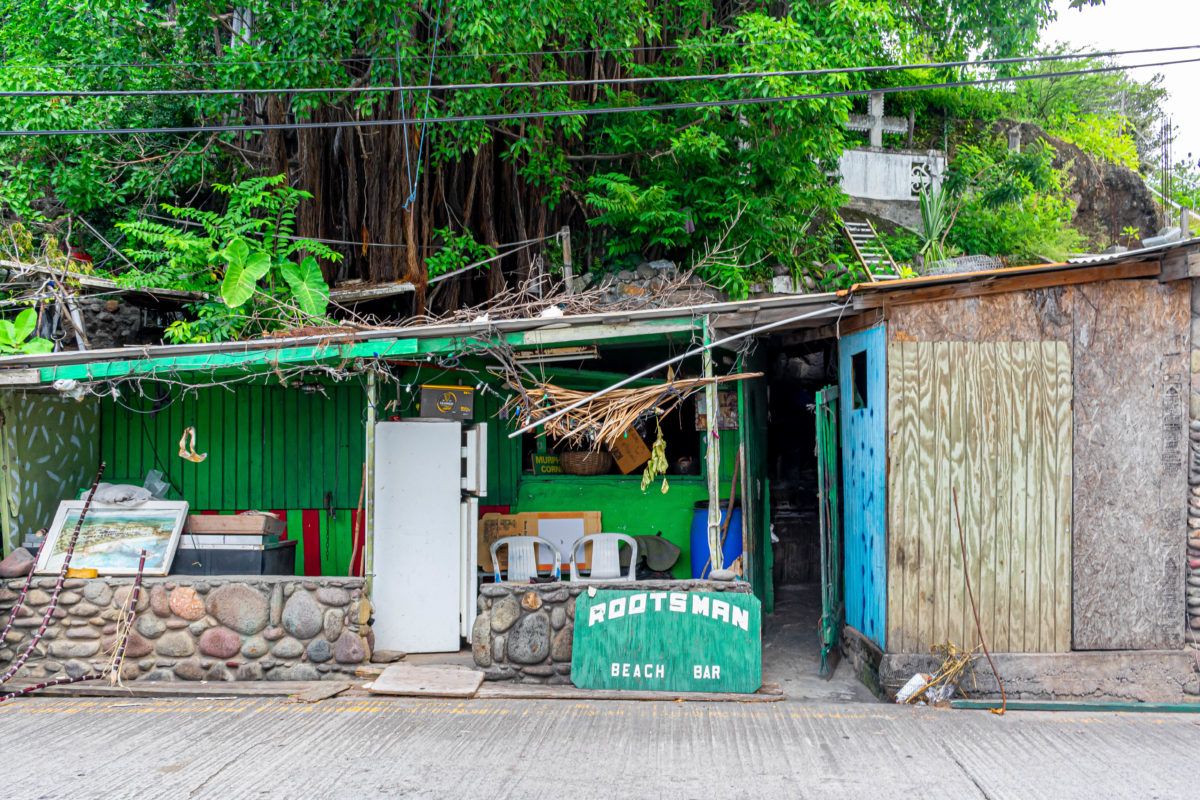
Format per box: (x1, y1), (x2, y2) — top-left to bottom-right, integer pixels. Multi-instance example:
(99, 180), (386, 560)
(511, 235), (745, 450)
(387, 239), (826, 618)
(4, 44), (1195, 99)
(0, 24), (1041, 72)
(4, 55), (1196, 138)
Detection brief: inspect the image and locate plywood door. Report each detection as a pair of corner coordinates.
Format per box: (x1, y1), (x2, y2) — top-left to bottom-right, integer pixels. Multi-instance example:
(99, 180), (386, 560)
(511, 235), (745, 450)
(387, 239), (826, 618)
(885, 341), (1072, 654)
(840, 325), (887, 648)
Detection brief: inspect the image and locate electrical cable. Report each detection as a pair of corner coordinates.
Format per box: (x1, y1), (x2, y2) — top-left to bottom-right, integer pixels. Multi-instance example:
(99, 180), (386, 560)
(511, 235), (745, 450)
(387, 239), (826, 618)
(5, 55), (1197, 138)
(3, 44), (1195, 98)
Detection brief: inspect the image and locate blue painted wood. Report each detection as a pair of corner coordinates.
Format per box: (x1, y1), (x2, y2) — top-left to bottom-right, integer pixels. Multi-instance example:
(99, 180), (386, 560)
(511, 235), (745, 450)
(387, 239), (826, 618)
(839, 325), (887, 648)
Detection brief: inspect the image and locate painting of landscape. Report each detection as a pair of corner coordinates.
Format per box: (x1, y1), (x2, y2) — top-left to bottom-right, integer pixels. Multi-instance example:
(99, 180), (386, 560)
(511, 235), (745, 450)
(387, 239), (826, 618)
(36, 501), (188, 576)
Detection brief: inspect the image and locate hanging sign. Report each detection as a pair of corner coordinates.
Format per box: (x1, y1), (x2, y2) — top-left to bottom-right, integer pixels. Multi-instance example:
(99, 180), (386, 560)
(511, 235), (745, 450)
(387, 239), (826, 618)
(571, 589), (761, 693)
(531, 453), (563, 475)
(419, 384), (474, 420)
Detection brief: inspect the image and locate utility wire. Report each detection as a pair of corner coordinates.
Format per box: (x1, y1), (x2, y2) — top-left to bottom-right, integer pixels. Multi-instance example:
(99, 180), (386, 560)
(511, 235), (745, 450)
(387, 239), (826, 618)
(4, 55), (1197, 138)
(3, 44), (1195, 98)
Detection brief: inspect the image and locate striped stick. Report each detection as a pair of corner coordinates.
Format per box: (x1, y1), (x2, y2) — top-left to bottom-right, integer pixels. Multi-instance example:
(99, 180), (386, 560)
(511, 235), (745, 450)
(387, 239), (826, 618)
(0, 566), (38, 647)
(0, 672), (105, 703)
(0, 462), (106, 685)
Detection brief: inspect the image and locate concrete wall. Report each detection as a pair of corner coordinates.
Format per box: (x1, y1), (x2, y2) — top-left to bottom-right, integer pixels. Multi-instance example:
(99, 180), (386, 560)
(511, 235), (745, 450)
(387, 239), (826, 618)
(838, 148), (946, 202)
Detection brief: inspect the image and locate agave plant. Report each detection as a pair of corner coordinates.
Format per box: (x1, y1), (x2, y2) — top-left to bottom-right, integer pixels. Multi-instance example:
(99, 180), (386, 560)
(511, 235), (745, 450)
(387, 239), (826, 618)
(917, 185), (952, 265)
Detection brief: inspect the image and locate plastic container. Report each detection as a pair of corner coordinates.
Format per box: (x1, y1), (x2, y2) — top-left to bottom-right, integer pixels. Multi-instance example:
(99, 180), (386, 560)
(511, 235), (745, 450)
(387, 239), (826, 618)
(690, 501), (743, 579)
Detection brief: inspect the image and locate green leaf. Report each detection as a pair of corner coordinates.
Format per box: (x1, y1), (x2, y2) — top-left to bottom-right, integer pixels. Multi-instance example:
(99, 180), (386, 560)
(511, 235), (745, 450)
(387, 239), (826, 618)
(0, 320), (16, 349)
(219, 238), (271, 309)
(280, 256), (330, 318)
(21, 337), (54, 354)
(12, 308), (37, 341)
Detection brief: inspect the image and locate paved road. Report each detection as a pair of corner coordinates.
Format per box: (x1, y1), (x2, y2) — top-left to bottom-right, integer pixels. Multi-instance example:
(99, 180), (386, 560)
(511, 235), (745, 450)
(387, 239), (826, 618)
(2, 694), (1195, 798)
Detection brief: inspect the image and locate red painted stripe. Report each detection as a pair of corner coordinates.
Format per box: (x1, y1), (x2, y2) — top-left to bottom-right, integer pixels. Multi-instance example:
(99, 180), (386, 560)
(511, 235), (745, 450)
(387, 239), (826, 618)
(273, 509), (288, 540)
(350, 509), (364, 577)
(199, 510), (218, 515)
(479, 505), (510, 518)
(301, 509), (321, 576)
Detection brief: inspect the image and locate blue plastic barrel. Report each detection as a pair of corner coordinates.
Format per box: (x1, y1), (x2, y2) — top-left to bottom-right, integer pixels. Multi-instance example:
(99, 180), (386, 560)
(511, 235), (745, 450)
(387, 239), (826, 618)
(690, 502), (743, 579)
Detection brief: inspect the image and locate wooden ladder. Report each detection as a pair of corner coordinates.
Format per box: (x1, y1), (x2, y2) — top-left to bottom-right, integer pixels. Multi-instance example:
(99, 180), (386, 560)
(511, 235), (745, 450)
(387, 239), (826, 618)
(839, 216), (898, 280)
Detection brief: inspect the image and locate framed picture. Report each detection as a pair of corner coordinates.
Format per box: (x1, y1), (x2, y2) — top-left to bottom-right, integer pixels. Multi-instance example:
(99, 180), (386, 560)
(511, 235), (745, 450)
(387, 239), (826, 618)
(35, 500), (190, 577)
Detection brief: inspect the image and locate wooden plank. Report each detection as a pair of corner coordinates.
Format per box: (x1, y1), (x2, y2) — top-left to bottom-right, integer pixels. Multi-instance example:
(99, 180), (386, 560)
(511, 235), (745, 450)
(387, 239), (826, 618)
(993, 344), (1014, 652)
(914, 343), (936, 653)
(248, 384), (263, 509)
(367, 664), (483, 698)
(1008, 343), (1030, 652)
(221, 388), (238, 510)
(946, 342), (967, 649)
(285, 681), (352, 703)
(1035, 342), (1056, 653)
(1157, 249), (1200, 282)
(1052, 342), (1073, 652)
(8, 680), (337, 698)
(900, 343), (921, 653)
(975, 344), (998, 652)
(962, 344), (983, 651)
(284, 389), (300, 511)
(853, 261), (1162, 310)
(931, 342), (952, 648)
(886, 342), (906, 651)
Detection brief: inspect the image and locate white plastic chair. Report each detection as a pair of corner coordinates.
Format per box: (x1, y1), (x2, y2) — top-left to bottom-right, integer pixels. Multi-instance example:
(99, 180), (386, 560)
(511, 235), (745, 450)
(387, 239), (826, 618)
(569, 533), (638, 582)
(490, 536), (562, 583)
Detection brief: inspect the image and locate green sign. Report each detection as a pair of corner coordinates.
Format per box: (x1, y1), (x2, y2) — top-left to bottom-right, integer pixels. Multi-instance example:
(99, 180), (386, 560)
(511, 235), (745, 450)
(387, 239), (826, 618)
(531, 453), (563, 475)
(571, 589), (762, 693)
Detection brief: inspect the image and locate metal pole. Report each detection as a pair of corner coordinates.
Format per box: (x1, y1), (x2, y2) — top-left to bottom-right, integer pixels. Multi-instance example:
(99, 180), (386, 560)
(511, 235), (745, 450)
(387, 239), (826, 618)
(506, 303), (846, 439)
(560, 227), (574, 295)
(703, 317), (722, 573)
(364, 370), (377, 594)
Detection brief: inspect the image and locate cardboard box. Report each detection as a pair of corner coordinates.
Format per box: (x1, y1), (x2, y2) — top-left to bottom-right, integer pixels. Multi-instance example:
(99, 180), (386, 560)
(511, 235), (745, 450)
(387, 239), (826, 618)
(420, 384), (474, 420)
(188, 514), (285, 536)
(609, 427), (651, 474)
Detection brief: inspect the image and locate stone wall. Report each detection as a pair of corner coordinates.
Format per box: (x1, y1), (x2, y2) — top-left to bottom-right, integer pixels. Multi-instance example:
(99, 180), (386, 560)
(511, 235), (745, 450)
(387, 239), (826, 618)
(0, 576), (371, 682)
(471, 579), (752, 684)
(1188, 280), (1200, 654)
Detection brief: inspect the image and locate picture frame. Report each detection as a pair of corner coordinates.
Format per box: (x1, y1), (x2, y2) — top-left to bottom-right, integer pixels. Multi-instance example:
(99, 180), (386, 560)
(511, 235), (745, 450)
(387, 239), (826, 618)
(35, 500), (190, 577)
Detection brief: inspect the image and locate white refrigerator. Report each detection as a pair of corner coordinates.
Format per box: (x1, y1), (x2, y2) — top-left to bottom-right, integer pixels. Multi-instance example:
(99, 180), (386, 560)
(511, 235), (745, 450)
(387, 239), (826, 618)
(372, 419), (485, 653)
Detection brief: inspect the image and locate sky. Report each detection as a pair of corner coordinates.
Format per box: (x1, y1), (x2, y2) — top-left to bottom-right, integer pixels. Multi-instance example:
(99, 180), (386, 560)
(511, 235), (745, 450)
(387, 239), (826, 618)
(1042, 0), (1200, 166)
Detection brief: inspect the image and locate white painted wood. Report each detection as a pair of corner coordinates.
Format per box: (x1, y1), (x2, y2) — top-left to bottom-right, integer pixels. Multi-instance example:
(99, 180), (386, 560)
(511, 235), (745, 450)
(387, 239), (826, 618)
(461, 424), (486, 496)
(372, 420), (463, 653)
(460, 497), (478, 640)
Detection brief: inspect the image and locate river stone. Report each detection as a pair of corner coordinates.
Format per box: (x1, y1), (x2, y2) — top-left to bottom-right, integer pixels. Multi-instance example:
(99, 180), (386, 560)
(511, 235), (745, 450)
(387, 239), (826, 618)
(316, 587), (350, 607)
(550, 607), (566, 630)
(539, 587), (569, 603)
(166, 619), (189, 629)
(135, 614), (166, 638)
(566, 597), (575, 620)
(100, 630), (153, 659)
(188, 620), (211, 636)
(333, 630), (365, 664)
(551, 624), (573, 662)
(155, 630), (197, 658)
(140, 669), (175, 682)
(521, 664), (555, 677)
(149, 585), (170, 617)
(66, 627), (100, 639)
(197, 627), (241, 659)
(206, 585), (269, 634)
(483, 665), (515, 681)
(322, 609), (343, 642)
(480, 584), (509, 598)
(206, 665), (233, 682)
(281, 592), (323, 639)
(521, 591), (542, 611)
(241, 635), (270, 658)
(472, 613), (493, 667)
(64, 659), (90, 678)
(506, 612), (550, 665)
(114, 586), (149, 612)
(270, 583), (283, 626)
(263, 626), (284, 641)
(237, 662), (264, 681)
(25, 589), (51, 606)
(57, 591), (81, 606)
(287, 664), (320, 681)
(271, 637), (304, 659)
(48, 640), (99, 659)
(307, 638), (332, 663)
(493, 635), (505, 663)
(490, 594), (520, 632)
(174, 659), (205, 681)
(0, 547), (34, 578)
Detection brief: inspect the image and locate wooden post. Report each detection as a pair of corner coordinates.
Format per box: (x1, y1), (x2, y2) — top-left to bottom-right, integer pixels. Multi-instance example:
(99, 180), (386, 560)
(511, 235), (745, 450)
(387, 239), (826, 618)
(703, 317), (722, 572)
(363, 370), (377, 594)
(560, 226), (574, 295)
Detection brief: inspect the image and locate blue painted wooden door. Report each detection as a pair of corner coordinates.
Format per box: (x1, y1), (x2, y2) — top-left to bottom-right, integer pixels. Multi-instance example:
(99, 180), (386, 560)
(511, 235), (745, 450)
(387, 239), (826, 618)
(839, 325), (887, 648)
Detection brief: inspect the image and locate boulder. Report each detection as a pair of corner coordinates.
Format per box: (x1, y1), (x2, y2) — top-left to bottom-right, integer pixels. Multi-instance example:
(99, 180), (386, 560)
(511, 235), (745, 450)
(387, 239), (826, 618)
(206, 584), (269, 634)
(333, 630), (365, 664)
(113, 585), (149, 612)
(0, 547), (34, 578)
(506, 612), (550, 665)
(490, 594), (520, 632)
(306, 638), (332, 663)
(551, 624), (573, 662)
(198, 627), (242, 659)
(154, 631), (197, 658)
(281, 591), (323, 639)
(271, 637), (304, 659)
(240, 635), (270, 659)
(472, 613), (493, 667)
(323, 609), (343, 642)
(315, 587), (350, 607)
(149, 585), (171, 617)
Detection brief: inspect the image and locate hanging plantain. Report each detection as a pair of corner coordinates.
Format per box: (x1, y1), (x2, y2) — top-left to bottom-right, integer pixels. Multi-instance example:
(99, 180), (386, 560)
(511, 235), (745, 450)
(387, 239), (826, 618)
(640, 418), (669, 494)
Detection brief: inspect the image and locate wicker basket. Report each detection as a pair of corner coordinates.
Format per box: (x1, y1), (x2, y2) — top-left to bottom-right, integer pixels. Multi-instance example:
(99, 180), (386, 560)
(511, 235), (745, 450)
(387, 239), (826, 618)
(560, 450), (613, 475)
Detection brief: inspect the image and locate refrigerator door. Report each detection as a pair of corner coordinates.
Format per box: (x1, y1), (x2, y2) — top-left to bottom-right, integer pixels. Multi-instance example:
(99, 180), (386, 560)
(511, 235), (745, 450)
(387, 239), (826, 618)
(461, 423), (487, 497)
(460, 497), (479, 640)
(372, 419), (463, 653)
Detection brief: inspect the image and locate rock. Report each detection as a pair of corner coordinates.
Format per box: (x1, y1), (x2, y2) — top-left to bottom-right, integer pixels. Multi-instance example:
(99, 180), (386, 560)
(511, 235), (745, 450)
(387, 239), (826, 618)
(316, 587), (350, 607)
(567, 597), (575, 620)
(48, 640), (99, 659)
(25, 589), (51, 606)
(139, 668), (174, 682)
(263, 626), (284, 641)
(139, 658), (155, 671)
(370, 649), (406, 664)
(79, 581), (110, 605)
(135, 614), (167, 638)
(493, 635), (505, 663)
(551, 625), (573, 662)
(155, 631), (197, 658)
(149, 586), (171, 617)
(271, 637), (304, 659)
(287, 664), (321, 681)
(636, 263), (656, 280)
(490, 594), (520, 632)
(241, 636), (270, 659)
(507, 612), (550, 665)
(323, 609), (343, 642)
(472, 613), (493, 667)
(174, 659), (205, 681)
(0, 547), (34, 578)
(333, 630), (365, 664)
(269, 583), (283, 626)
(355, 599), (371, 625)
(57, 591), (81, 606)
(206, 665), (233, 682)
(281, 591), (323, 639)
(550, 607), (566, 630)
(206, 585), (269, 634)
(113, 585), (149, 612)
(521, 664), (556, 677)
(307, 638), (332, 663)
(483, 665), (516, 681)
(188, 620), (211, 636)
(194, 582), (211, 594)
(480, 584), (510, 598)
(99, 630), (153, 659)
(166, 619), (189, 629)
(42, 660), (62, 674)
(98, 608), (119, 621)
(521, 591), (543, 611)
(539, 587), (569, 603)
(64, 659), (91, 678)
(237, 662), (264, 681)
(66, 627), (100, 639)
(197, 627), (241, 658)
(283, 583), (295, 597)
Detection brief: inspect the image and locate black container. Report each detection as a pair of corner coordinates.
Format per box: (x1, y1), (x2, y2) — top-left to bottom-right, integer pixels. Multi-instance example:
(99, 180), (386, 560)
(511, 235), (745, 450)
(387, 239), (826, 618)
(170, 541), (297, 576)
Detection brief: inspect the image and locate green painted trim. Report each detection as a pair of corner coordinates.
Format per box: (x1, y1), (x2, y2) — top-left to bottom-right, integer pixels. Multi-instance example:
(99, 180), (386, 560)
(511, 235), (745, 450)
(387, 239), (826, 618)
(951, 700), (1200, 713)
